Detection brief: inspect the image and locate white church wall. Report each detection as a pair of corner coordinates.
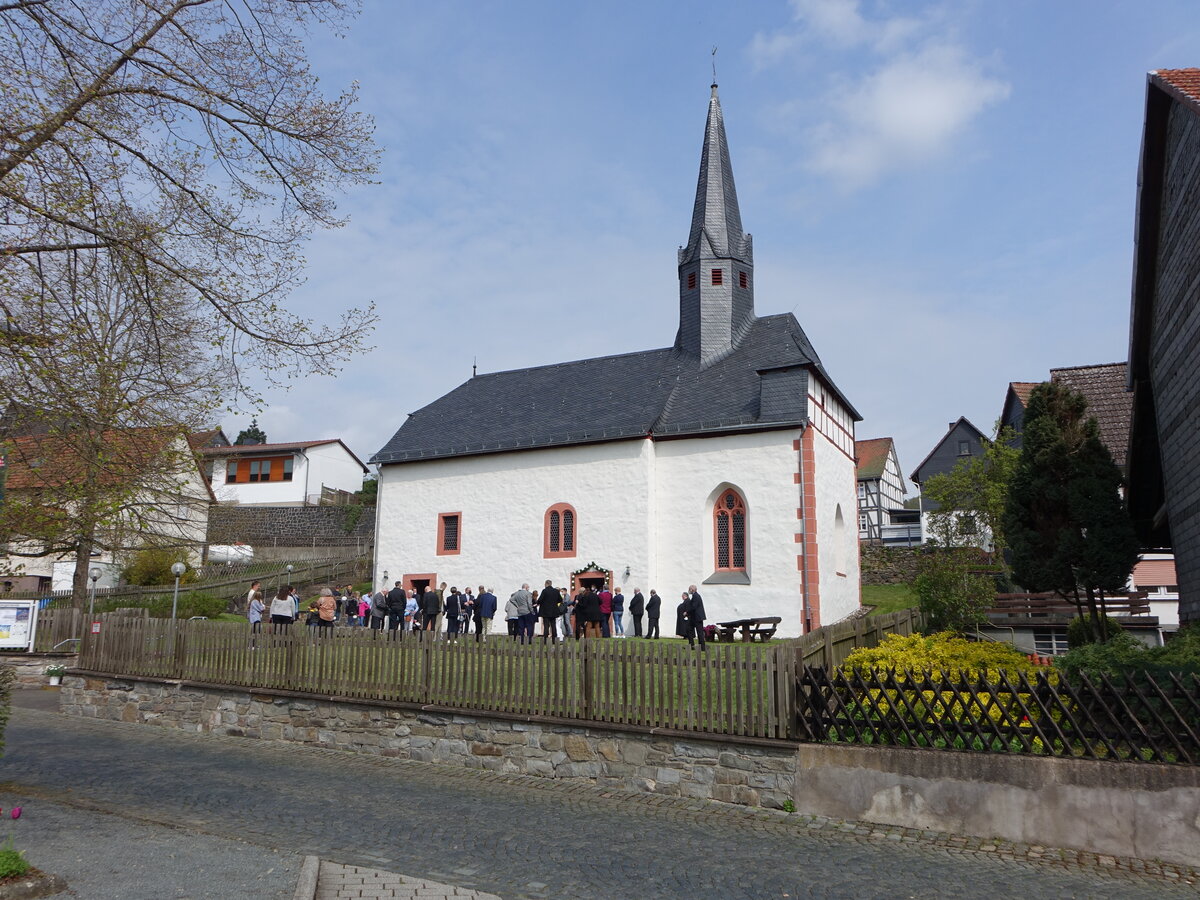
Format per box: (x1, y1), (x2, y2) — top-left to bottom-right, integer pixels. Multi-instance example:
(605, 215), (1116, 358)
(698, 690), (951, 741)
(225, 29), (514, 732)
(810, 421), (862, 626)
(375, 440), (654, 596)
(653, 430), (806, 635)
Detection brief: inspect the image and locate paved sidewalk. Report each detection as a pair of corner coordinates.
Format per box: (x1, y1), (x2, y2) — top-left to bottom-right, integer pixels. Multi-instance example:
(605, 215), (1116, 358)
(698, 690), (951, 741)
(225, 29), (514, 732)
(315, 861), (502, 899)
(3, 704), (1197, 899)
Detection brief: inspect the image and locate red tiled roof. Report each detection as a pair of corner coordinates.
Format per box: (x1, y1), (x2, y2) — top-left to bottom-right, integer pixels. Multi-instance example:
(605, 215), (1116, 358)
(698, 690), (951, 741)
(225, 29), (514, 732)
(2, 427), (195, 492)
(855, 437), (894, 480)
(1049, 362), (1132, 468)
(1153, 69), (1200, 109)
(1009, 382), (1038, 406)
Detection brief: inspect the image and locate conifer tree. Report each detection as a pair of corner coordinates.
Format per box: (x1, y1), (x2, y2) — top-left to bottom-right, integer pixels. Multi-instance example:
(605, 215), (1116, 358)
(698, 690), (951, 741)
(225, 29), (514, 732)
(1004, 382), (1140, 641)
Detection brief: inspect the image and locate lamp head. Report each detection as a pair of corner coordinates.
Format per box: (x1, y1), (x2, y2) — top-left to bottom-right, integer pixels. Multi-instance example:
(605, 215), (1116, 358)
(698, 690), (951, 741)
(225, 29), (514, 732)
(171, 562), (187, 577)
(89, 567), (101, 582)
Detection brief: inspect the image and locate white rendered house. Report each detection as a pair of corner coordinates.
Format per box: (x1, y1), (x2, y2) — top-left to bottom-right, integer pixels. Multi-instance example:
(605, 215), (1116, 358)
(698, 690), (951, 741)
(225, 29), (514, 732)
(202, 438), (367, 507)
(371, 84), (862, 636)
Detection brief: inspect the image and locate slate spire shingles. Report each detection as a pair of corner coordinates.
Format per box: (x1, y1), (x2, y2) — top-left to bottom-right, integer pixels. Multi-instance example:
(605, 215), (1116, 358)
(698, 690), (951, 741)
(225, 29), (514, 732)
(679, 83), (750, 265)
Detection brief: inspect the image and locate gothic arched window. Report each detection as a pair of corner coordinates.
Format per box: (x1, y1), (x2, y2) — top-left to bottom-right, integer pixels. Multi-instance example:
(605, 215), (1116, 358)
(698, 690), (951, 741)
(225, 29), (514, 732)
(544, 503), (577, 559)
(713, 489), (746, 571)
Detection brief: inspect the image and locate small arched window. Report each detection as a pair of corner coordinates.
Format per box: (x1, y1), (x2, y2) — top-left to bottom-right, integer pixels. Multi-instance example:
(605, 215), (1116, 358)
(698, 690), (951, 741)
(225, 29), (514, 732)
(544, 503), (577, 558)
(714, 489), (746, 571)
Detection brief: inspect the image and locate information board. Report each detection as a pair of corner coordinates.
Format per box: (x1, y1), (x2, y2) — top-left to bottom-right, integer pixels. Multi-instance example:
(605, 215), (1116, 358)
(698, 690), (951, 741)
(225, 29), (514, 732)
(0, 599), (39, 651)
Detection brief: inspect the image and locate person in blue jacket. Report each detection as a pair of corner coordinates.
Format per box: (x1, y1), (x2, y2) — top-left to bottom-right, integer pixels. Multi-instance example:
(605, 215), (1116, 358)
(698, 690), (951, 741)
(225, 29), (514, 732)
(476, 585), (498, 641)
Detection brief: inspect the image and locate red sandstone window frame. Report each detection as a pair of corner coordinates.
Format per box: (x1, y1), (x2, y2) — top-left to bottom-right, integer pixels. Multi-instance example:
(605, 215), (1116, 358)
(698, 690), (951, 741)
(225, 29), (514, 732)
(544, 503), (577, 559)
(711, 268), (723, 286)
(437, 512), (462, 556)
(713, 488), (747, 571)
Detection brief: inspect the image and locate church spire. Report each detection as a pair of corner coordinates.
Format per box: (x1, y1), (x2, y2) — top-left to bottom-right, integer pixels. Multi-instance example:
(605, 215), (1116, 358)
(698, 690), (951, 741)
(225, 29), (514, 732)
(676, 82), (755, 366)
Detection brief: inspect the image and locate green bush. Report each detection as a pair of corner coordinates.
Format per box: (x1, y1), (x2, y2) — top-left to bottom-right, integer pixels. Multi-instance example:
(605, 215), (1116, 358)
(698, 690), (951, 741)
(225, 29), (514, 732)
(912, 548), (993, 634)
(844, 631), (1038, 679)
(138, 592), (228, 619)
(1055, 624), (1200, 679)
(122, 547), (196, 586)
(0, 838), (29, 880)
(1066, 614), (1124, 648)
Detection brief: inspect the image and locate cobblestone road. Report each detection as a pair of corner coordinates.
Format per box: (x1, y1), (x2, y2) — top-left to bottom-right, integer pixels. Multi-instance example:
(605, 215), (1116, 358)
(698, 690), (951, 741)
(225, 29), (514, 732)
(2, 705), (1196, 900)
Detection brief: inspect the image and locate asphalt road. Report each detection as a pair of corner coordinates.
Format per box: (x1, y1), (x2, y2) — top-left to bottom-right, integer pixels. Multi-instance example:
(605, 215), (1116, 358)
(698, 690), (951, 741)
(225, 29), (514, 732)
(1, 696), (1195, 900)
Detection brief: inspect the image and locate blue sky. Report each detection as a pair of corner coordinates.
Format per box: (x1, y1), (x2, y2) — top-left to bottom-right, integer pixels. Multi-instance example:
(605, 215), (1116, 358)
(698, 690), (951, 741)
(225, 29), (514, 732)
(248, 0), (1200, 491)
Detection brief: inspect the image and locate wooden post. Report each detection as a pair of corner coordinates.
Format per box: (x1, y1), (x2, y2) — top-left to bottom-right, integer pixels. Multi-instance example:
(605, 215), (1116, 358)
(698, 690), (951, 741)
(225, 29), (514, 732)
(422, 639), (433, 704)
(581, 636), (593, 721)
(822, 627), (834, 670)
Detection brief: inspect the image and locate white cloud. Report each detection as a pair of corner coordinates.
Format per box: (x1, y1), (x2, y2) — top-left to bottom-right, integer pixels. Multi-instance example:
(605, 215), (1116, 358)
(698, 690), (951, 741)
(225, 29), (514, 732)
(751, 1), (1010, 188)
(809, 43), (1010, 187)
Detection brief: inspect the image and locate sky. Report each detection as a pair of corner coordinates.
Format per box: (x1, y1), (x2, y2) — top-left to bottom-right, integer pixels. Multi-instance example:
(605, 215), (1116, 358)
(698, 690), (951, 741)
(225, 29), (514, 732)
(245, 0), (1200, 494)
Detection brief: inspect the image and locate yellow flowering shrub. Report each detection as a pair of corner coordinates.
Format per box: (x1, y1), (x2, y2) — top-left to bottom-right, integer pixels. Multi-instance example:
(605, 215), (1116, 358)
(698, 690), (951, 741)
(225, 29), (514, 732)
(837, 633), (1054, 753)
(844, 631), (1039, 680)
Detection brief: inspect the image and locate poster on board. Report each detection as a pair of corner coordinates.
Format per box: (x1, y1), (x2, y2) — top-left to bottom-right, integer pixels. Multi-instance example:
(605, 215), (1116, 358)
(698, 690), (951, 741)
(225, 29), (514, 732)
(0, 600), (38, 650)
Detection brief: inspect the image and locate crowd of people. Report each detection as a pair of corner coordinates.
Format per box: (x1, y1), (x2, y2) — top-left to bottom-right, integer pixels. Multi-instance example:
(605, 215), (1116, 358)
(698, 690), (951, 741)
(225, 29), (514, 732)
(243, 579), (711, 647)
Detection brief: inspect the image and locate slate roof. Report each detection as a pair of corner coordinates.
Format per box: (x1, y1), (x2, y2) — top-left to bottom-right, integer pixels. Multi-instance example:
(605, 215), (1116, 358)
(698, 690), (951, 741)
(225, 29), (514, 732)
(373, 313), (858, 465)
(855, 438), (894, 481)
(1050, 362), (1132, 468)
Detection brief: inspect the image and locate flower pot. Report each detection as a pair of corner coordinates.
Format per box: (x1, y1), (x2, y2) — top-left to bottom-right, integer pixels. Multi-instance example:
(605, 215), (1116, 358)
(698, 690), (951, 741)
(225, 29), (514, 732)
(48, 675), (62, 686)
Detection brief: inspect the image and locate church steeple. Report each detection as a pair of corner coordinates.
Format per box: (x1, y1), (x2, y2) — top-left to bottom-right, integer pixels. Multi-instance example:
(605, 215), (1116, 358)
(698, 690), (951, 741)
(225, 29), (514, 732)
(676, 82), (755, 366)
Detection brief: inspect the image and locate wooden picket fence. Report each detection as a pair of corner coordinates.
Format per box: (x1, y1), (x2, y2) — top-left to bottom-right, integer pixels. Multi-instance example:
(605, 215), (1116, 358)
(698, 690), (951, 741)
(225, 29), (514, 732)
(796, 665), (1200, 764)
(71, 607), (923, 742)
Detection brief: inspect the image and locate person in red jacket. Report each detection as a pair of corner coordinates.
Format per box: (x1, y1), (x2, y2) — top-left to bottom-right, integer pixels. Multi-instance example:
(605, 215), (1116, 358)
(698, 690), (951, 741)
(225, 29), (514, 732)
(598, 586), (613, 638)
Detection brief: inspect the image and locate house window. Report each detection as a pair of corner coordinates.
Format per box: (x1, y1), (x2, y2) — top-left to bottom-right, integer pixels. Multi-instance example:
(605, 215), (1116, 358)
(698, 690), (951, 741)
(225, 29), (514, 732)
(226, 460), (239, 483)
(859, 514), (869, 533)
(739, 270), (748, 289)
(544, 503), (578, 558)
(438, 513), (461, 555)
(687, 272), (697, 290)
(713, 488), (746, 570)
(711, 268), (723, 286)
(282, 457), (294, 482)
(958, 440), (971, 456)
(249, 460), (263, 482)
(203, 460), (215, 484)
(1032, 628), (1070, 656)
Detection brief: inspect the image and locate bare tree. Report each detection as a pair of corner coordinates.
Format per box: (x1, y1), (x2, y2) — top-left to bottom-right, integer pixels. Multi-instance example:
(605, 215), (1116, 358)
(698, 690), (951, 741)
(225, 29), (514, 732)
(1, 246), (226, 602)
(0, 0), (379, 383)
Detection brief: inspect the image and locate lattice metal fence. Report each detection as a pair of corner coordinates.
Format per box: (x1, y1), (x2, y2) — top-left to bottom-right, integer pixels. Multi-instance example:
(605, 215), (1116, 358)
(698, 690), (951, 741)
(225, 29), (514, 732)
(796, 665), (1200, 764)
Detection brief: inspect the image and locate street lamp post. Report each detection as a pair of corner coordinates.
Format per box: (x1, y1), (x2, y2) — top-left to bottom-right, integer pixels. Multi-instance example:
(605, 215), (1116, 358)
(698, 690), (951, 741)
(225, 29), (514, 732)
(170, 561), (187, 623)
(88, 567), (101, 622)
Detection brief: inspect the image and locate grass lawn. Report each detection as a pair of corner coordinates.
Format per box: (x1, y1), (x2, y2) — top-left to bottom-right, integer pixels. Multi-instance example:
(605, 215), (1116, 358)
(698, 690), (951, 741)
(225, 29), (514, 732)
(862, 583), (916, 616)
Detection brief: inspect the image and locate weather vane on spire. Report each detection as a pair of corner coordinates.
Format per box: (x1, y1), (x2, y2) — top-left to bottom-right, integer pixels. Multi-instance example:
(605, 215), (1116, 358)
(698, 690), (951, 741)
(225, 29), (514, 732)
(712, 45), (718, 85)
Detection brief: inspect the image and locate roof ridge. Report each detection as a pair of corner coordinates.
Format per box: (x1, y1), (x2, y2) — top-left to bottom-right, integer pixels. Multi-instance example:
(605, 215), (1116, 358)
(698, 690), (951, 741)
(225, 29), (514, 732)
(471, 346), (675, 381)
(1049, 361), (1126, 373)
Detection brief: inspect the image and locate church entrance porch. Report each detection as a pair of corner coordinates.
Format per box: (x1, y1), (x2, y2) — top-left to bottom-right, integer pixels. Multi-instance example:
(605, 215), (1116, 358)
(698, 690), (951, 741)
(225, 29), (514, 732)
(570, 564), (612, 594)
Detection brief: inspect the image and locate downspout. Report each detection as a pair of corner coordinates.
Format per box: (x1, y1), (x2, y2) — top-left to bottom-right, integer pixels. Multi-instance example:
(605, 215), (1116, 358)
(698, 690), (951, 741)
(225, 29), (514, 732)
(797, 425), (811, 633)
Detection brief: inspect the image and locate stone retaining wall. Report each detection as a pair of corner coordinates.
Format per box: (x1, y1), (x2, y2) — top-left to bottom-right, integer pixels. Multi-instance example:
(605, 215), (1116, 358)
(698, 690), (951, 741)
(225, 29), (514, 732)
(207, 505), (374, 547)
(59, 675), (796, 810)
(1, 653), (77, 688)
(859, 544), (919, 585)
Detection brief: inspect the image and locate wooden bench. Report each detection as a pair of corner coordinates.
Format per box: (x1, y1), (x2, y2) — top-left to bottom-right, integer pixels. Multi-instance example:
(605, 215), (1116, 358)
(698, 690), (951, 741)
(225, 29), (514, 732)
(715, 616), (782, 642)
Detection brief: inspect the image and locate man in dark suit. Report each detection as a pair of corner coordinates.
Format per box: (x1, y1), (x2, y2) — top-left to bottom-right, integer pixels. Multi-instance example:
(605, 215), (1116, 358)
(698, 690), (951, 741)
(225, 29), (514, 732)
(629, 588), (645, 637)
(386, 581), (407, 632)
(686, 584), (707, 650)
(645, 589), (661, 639)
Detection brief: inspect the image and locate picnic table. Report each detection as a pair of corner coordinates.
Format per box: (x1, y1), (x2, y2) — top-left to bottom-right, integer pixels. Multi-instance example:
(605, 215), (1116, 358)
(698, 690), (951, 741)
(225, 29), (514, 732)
(715, 616), (781, 643)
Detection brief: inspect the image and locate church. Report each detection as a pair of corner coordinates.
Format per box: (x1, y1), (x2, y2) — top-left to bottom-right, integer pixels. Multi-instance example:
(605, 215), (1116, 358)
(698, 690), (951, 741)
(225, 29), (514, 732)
(371, 84), (861, 635)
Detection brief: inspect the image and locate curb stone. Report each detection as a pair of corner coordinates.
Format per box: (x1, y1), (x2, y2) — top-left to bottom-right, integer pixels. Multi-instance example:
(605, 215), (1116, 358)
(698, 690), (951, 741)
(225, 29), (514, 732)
(0, 871), (68, 900)
(293, 855), (319, 900)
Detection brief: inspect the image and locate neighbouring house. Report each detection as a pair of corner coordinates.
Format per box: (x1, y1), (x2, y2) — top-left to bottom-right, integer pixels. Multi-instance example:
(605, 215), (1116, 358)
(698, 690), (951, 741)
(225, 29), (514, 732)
(0, 427), (213, 592)
(370, 84), (862, 636)
(855, 438), (918, 547)
(909, 417), (989, 548)
(998, 382), (1038, 448)
(200, 436), (368, 508)
(1127, 67), (1200, 627)
(1132, 553), (1180, 635)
